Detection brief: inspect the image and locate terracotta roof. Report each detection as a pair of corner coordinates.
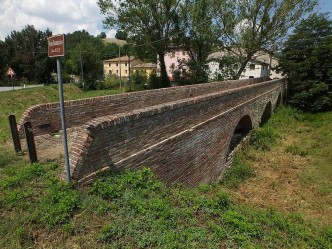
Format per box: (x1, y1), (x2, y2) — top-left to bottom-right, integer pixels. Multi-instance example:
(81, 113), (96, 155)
(103, 56), (137, 62)
(132, 63), (157, 68)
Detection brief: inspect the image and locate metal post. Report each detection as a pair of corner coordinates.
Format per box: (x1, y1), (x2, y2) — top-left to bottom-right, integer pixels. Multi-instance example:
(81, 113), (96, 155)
(57, 58), (71, 182)
(24, 122), (37, 163)
(9, 115), (21, 153)
(118, 45), (122, 91)
(11, 75), (14, 90)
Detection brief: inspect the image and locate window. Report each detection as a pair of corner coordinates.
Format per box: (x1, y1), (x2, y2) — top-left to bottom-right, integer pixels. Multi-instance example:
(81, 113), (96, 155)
(250, 64), (255, 70)
(171, 51), (175, 58)
(109, 70), (112, 74)
(125, 70), (128, 74)
(171, 63), (175, 69)
(125, 63), (127, 66)
(109, 63), (111, 67)
(249, 76), (254, 78)
(116, 70), (118, 74)
(116, 63), (119, 67)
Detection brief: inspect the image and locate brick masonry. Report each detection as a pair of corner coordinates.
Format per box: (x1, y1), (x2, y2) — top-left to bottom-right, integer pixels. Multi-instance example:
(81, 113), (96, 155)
(18, 77), (287, 186)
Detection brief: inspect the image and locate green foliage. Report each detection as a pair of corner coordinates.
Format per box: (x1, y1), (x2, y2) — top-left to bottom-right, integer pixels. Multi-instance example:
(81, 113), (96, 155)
(95, 74), (120, 90)
(285, 145), (308, 157)
(132, 70), (148, 85)
(221, 157), (255, 188)
(97, 0), (184, 86)
(246, 127), (279, 151)
(280, 14), (332, 112)
(212, 0), (317, 79)
(2, 25), (53, 83)
(36, 181), (80, 227)
(149, 73), (163, 89)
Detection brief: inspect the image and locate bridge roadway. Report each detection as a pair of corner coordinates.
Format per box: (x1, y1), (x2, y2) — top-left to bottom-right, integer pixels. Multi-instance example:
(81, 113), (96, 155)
(18, 77), (287, 186)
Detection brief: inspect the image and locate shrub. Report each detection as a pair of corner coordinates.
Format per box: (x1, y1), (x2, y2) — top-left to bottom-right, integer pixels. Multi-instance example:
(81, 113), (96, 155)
(221, 157), (255, 188)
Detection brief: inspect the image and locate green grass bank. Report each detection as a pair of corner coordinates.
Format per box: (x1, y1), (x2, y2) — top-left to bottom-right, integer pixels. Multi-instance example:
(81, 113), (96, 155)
(0, 86), (331, 248)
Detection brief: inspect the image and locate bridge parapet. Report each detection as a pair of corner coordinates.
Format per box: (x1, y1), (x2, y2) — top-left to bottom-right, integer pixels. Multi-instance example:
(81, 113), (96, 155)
(67, 78), (287, 185)
(17, 77), (269, 138)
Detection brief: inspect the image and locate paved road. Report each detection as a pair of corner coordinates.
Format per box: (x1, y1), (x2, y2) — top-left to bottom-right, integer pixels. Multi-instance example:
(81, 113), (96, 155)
(0, 85), (43, 92)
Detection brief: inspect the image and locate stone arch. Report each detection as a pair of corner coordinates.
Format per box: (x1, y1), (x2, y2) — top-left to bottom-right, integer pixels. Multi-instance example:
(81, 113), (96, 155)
(260, 101), (272, 126)
(227, 115), (253, 157)
(276, 93), (282, 107)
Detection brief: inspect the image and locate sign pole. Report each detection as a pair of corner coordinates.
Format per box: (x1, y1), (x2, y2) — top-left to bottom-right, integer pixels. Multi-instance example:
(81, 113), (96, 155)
(57, 57), (71, 182)
(48, 34), (70, 182)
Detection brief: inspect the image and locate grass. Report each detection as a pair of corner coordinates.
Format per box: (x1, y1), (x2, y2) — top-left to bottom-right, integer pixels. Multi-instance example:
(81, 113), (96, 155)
(0, 84), (121, 143)
(0, 86), (331, 248)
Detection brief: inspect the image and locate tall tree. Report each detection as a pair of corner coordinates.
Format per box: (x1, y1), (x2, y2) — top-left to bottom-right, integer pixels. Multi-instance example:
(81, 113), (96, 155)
(213, 0), (317, 79)
(98, 0), (184, 86)
(0, 40), (10, 82)
(279, 13), (332, 112)
(5, 25), (53, 83)
(181, 0), (221, 83)
(64, 30), (104, 87)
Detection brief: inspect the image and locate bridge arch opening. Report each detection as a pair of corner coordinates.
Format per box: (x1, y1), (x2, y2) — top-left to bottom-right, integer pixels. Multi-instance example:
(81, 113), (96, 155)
(260, 102), (272, 127)
(227, 115), (253, 156)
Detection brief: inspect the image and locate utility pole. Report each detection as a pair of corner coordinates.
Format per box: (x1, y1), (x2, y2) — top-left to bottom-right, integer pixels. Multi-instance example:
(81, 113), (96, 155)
(118, 44), (122, 91)
(80, 48), (84, 80)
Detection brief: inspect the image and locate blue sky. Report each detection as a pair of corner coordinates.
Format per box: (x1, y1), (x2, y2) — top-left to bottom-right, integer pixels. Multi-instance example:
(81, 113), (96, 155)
(319, 0), (332, 16)
(0, 0), (331, 41)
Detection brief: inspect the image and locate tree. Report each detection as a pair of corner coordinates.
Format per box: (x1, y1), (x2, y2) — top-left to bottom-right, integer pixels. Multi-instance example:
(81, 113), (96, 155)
(0, 40), (10, 82)
(212, 0), (317, 79)
(279, 13), (332, 112)
(181, 0), (221, 83)
(97, 32), (107, 39)
(98, 0), (185, 87)
(64, 30), (104, 88)
(115, 30), (128, 40)
(4, 25), (54, 83)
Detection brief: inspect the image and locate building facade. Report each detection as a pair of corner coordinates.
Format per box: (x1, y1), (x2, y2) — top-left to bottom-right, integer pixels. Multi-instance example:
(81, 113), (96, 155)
(103, 56), (141, 78)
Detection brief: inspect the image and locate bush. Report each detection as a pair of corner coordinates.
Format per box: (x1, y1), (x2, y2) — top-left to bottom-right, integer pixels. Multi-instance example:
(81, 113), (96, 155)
(96, 74), (120, 90)
(221, 157), (255, 188)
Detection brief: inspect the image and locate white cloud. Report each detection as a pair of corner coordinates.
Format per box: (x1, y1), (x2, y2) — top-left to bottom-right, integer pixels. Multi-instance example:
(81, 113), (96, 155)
(0, 0), (115, 40)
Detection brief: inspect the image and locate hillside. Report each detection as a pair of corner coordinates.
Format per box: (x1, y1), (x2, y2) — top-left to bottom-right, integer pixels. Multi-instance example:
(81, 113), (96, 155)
(0, 86), (331, 248)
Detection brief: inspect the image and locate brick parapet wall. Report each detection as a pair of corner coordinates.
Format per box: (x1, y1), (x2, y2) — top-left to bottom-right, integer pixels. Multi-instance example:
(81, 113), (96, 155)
(69, 78), (286, 184)
(17, 77), (269, 138)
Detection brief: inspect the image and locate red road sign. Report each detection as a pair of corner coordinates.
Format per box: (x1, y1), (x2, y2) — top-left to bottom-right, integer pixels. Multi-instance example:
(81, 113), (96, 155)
(48, 34), (65, 57)
(7, 67), (15, 76)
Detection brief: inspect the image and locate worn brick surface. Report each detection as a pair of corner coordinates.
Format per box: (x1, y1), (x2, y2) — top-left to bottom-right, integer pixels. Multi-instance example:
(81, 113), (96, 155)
(63, 78), (287, 186)
(18, 78), (286, 186)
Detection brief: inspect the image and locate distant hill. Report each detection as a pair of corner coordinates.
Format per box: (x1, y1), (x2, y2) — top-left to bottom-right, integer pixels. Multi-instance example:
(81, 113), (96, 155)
(102, 38), (127, 46)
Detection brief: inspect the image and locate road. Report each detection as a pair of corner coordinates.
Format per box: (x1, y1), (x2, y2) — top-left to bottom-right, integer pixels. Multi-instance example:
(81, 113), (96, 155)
(0, 85), (43, 92)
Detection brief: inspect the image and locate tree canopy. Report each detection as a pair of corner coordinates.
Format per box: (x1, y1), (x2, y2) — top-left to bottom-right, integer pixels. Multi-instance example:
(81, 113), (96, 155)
(212, 0), (318, 79)
(279, 13), (332, 112)
(98, 0), (185, 86)
(2, 25), (53, 83)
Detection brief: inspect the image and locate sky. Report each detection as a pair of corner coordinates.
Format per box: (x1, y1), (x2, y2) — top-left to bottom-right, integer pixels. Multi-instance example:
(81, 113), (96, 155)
(0, 0), (116, 41)
(0, 0), (332, 41)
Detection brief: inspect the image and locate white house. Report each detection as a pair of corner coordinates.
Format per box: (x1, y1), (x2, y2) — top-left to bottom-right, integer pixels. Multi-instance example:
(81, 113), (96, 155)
(206, 49), (283, 81)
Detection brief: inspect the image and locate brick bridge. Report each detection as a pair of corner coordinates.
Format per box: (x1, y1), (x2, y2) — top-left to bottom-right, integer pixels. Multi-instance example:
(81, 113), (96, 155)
(18, 77), (287, 186)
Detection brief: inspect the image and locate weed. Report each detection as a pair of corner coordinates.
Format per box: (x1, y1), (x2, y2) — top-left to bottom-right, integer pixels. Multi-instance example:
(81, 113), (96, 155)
(221, 157), (255, 188)
(285, 145), (309, 157)
(35, 181), (81, 227)
(246, 127), (279, 151)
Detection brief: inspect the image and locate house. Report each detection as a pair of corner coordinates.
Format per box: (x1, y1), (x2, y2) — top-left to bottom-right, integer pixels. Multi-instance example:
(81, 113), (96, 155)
(205, 49), (283, 81)
(103, 56), (141, 78)
(157, 48), (190, 80)
(131, 63), (157, 78)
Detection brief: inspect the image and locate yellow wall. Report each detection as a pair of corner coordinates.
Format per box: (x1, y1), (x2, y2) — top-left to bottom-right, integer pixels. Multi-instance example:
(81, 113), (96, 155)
(132, 68), (157, 78)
